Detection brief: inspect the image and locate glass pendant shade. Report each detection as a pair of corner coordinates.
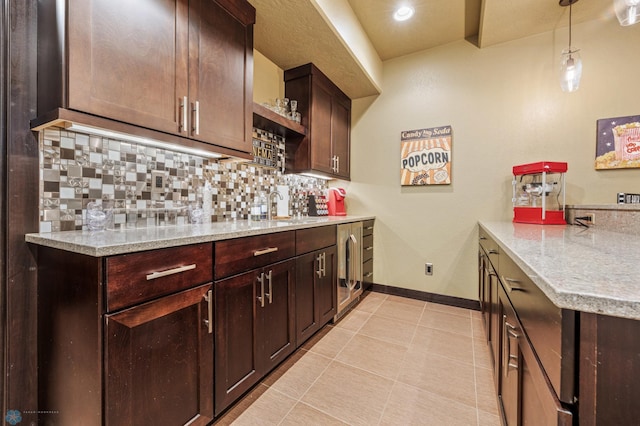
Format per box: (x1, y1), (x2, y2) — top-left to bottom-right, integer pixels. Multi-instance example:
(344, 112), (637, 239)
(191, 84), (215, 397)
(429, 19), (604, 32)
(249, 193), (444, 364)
(614, 0), (640, 26)
(560, 49), (582, 92)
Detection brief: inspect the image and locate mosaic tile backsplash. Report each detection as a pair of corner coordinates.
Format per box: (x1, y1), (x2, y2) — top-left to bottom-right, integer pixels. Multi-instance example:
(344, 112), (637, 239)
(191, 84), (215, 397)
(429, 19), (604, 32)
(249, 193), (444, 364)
(39, 127), (327, 232)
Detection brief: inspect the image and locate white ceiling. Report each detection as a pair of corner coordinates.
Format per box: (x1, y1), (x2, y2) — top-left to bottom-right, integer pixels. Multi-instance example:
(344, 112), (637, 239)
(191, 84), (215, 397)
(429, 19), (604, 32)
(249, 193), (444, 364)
(248, 0), (616, 99)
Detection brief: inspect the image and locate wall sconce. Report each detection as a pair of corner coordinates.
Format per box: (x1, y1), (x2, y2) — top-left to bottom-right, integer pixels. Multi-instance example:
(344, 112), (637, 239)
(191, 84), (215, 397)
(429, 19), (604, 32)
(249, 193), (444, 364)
(614, 0), (640, 26)
(559, 0), (582, 93)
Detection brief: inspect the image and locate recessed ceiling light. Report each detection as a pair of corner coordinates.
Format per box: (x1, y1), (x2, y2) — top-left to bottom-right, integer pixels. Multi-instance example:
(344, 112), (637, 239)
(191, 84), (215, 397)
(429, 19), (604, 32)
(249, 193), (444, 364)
(394, 5), (415, 21)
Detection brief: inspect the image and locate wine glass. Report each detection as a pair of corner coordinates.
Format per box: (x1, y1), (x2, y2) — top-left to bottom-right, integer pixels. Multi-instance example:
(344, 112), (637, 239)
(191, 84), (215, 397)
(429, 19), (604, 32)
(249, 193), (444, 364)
(290, 100), (297, 120)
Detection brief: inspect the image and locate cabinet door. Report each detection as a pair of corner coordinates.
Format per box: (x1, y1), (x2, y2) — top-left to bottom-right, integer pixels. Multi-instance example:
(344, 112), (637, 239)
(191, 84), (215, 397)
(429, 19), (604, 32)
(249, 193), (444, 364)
(499, 286), (521, 426)
(104, 283), (213, 426)
(317, 246), (337, 325)
(310, 81), (334, 174)
(295, 251), (320, 344)
(188, 0), (254, 153)
(295, 247), (336, 345)
(331, 96), (351, 179)
(68, 0), (188, 134)
(214, 270), (261, 415)
(260, 259), (296, 372)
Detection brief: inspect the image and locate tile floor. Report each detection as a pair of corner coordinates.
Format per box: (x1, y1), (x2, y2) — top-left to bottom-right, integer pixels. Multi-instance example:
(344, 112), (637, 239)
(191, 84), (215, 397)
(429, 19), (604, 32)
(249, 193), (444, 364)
(215, 291), (501, 426)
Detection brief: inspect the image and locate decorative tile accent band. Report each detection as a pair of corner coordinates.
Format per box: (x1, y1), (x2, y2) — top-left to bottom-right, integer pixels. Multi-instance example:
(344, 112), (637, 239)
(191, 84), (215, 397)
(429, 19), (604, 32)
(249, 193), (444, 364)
(39, 127), (327, 232)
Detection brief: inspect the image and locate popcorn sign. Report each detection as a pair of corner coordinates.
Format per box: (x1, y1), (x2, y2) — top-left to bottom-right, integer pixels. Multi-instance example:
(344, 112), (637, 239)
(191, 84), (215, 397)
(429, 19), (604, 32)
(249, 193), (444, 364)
(400, 125), (452, 185)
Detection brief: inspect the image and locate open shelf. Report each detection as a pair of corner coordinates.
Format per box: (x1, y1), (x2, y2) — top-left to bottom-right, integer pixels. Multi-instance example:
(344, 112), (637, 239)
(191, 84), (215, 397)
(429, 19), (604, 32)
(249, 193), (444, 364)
(252, 102), (306, 138)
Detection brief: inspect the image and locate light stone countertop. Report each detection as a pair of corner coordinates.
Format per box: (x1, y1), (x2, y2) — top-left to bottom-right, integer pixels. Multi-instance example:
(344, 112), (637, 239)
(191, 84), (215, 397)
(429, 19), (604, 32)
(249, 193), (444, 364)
(25, 215), (374, 257)
(479, 221), (640, 320)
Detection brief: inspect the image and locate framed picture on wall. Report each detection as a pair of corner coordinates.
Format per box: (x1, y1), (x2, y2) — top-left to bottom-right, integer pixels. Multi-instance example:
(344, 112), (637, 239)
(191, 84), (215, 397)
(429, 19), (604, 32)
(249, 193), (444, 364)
(400, 125), (452, 185)
(595, 115), (640, 170)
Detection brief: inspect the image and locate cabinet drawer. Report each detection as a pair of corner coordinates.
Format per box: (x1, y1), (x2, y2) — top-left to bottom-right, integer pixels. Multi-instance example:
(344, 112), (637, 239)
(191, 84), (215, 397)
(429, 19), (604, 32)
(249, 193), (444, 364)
(363, 220), (374, 236)
(105, 243), (213, 312)
(295, 225), (336, 255)
(479, 226), (500, 272)
(520, 312), (574, 425)
(214, 231), (295, 279)
(363, 234), (374, 262)
(500, 254), (575, 403)
(363, 259), (373, 282)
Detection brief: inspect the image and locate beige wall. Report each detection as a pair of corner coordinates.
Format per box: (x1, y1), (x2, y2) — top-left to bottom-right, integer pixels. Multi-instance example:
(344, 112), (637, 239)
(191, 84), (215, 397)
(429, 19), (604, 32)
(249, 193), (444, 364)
(342, 18), (640, 300)
(253, 49), (284, 104)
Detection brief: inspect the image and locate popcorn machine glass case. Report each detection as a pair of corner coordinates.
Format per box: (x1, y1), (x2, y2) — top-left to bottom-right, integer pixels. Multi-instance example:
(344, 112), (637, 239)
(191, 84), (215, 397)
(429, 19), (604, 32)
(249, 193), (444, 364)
(512, 162), (567, 225)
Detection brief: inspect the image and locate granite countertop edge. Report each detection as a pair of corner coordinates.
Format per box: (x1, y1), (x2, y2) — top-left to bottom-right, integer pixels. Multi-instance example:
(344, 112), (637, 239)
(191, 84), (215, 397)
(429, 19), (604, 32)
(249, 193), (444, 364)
(25, 215), (375, 257)
(479, 220), (640, 320)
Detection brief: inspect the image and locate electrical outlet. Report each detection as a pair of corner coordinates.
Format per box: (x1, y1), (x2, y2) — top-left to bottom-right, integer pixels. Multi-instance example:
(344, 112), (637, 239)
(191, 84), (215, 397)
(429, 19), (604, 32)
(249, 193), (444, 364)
(587, 213), (595, 224)
(151, 170), (166, 193)
(425, 263), (433, 275)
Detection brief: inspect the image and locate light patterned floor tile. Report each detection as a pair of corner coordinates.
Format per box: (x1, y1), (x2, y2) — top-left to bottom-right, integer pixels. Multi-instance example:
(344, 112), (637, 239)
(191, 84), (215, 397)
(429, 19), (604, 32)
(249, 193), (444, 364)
(227, 294), (501, 426)
(380, 381), (478, 426)
(335, 333), (409, 379)
(306, 326), (355, 359)
(280, 402), (348, 426)
(374, 298), (425, 325)
(358, 314), (417, 347)
(419, 308), (473, 337)
(301, 361), (393, 426)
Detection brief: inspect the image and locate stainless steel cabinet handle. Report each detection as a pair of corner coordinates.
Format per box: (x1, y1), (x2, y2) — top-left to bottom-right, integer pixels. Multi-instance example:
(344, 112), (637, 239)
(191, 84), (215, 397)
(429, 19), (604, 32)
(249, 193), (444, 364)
(503, 277), (524, 293)
(322, 252), (327, 277)
(257, 273), (265, 308)
(180, 96), (188, 132)
(366, 226), (374, 230)
(203, 289), (213, 334)
(479, 236), (487, 240)
(316, 253), (323, 278)
(365, 272), (373, 278)
(336, 156), (340, 173)
(146, 264), (196, 280)
(254, 247), (278, 256)
(265, 270), (273, 304)
(488, 249), (499, 255)
(192, 100), (200, 135)
(505, 320), (519, 371)
(365, 246), (373, 251)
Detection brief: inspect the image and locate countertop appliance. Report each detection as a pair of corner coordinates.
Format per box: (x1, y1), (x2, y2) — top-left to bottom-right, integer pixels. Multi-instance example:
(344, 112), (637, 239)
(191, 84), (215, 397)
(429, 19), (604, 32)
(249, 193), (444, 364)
(336, 222), (362, 320)
(327, 188), (347, 216)
(512, 161), (567, 224)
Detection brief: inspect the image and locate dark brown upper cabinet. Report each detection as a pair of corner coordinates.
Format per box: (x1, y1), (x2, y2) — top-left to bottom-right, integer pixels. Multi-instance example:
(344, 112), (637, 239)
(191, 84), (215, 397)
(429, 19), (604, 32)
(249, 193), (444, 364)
(37, 0), (255, 155)
(284, 63), (352, 180)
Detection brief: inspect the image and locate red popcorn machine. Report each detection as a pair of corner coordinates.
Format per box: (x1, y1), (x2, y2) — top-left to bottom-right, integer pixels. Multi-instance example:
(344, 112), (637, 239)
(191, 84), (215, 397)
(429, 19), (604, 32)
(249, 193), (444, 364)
(512, 161), (567, 225)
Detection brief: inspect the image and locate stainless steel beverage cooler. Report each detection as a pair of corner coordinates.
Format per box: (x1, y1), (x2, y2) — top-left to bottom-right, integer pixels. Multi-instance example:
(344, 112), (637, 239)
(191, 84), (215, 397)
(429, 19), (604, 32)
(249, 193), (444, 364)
(336, 222), (363, 319)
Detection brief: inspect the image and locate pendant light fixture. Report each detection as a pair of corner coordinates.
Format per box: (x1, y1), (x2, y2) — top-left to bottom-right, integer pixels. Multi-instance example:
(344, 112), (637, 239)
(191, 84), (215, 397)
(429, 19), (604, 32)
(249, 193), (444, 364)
(614, 0), (640, 26)
(559, 0), (582, 93)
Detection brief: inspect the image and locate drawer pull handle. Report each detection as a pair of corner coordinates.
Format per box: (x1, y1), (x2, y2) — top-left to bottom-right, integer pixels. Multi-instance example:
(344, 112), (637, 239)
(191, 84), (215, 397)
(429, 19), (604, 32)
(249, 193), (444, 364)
(254, 247), (278, 256)
(488, 249), (499, 255)
(265, 270), (273, 304)
(365, 272), (373, 278)
(180, 96), (188, 132)
(365, 246), (373, 251)
(203, 289), (213, 334)
(503, 276), (524, 293)
(366, 226), (374, 230)
(146, 264), (196, 280)
(479, 236), (487, 240)
(257, 273), (265, 308)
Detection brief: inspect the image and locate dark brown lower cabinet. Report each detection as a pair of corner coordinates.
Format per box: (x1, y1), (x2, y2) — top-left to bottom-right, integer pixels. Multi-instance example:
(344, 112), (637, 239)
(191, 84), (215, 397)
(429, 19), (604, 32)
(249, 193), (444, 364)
(295, 246), (337, 344)
(214, 259), (295, 415)
(104, 283), (214, 426)
(498, 283), (572, 426)
(580, 313), (640, 426)
(36, 243), (214, 426)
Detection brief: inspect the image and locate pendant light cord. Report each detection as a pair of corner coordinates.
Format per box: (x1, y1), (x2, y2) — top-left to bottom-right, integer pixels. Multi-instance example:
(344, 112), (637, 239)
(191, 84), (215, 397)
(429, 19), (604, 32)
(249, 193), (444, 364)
(569, 3), (573, 50)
